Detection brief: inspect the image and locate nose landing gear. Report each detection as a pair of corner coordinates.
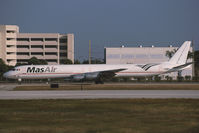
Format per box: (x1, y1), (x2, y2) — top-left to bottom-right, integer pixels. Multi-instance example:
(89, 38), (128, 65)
(18, 78), (22, 84)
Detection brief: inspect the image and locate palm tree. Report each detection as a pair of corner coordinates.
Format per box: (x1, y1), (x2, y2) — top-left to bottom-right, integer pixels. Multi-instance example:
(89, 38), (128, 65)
(165, 49), (177, 59)
(165, 49), (193, 59)
(188, 51), (193, 59)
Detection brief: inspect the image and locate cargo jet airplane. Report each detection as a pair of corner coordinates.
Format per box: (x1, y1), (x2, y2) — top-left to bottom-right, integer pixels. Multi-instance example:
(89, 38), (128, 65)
(3, 41), (192, 83)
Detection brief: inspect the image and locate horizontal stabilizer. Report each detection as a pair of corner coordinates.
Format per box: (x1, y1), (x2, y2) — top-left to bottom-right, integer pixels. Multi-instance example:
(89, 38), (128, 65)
(164, 62), (193, 74)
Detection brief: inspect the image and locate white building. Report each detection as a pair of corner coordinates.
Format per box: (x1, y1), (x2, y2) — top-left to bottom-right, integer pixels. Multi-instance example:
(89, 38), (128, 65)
(104, 45), (193, 79)
(0, 25), (74, 66)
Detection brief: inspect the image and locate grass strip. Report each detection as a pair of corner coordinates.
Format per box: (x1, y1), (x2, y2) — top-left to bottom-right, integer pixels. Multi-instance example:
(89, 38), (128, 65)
(0, 99), (199, 133)
(14, 84), (199, 90)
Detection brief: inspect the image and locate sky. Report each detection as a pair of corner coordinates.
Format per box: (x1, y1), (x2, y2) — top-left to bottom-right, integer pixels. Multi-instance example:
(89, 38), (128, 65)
(0, 0), (199, 60)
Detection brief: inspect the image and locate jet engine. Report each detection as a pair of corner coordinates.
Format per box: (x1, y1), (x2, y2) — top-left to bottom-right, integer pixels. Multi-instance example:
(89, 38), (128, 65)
(72, 72), (99, 81)
(72, 74), (85, 81)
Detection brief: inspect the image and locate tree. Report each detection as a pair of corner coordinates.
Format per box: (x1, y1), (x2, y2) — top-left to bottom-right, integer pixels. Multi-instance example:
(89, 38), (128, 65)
(74, 59), (81, 64)
(28, 57), (48, 65)
(194, 50), (199, 76)
(28, 57), (41, 65)
(185, 75), (191, 81)
(166, 49), (193, 60)
(165, 75), (170, 81)
(0, 59), (9, 80)
(154, 76), (161, 82)
(188, 51), (193, 59)
(82, 59), (104, 64)
(82, 60), (89, 64)
(60, 58), (73, 64)
(15, 62), (28, 66)
(39, 59), (48, 65)
(177, 76), (184, 82)
(91, 59), (104, 64)
(165, 75), (172, 81)
(165, 49), (177, 59)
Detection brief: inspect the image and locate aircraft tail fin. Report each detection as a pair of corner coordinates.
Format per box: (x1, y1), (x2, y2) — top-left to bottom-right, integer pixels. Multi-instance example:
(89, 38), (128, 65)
(168, 41), (191, 65)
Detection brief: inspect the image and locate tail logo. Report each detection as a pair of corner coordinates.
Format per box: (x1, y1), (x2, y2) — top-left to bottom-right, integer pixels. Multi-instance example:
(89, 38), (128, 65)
(137, 63), (159, 71)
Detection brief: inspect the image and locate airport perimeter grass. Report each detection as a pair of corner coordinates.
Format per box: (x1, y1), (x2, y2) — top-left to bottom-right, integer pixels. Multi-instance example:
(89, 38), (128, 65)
(14, 84), (199, 90)
(0, 99), (199, 133)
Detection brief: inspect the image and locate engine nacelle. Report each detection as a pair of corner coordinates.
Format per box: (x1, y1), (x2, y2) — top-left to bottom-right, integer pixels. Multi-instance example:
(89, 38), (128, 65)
(72, 72), (99, 81)
(84, 72), (99, 80)
(72, 74), (85, 81)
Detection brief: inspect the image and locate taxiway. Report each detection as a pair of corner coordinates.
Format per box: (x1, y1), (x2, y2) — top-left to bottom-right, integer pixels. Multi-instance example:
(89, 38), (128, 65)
(0, 90), (199, 99)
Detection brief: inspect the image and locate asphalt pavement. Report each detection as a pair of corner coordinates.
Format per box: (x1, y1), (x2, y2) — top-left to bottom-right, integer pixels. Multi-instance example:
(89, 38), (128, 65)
(0, 90), (199, 99)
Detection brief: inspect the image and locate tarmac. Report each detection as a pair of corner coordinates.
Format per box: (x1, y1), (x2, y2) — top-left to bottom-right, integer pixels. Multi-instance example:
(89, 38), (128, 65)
(0, 90), (199, 99)
(0, 84), (16, 91)
(1, 83), (199, 99)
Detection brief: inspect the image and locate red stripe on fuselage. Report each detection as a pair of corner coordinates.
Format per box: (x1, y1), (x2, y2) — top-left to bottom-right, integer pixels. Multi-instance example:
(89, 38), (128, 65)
(17, 71), (164, 76)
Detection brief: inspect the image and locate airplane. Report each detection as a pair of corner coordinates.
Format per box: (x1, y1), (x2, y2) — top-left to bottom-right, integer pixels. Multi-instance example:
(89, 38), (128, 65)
(3, 41), (192, 84)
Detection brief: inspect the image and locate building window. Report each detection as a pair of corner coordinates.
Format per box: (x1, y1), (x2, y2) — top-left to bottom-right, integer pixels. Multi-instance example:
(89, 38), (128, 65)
(6, 30), (15, 33)
(17, 45), (29, 48)
(7, 52), (14, 55)
(60, 39), (67, 43)
(7, 45), (14, 48)
(31, 45), (43, 48)
(17, 59), (28, 62)
(107, 54), (120, 59)
(136, 54), (148, 59)
(121, 54), (134, 59)
(60, 46), (67, 50)
(60, 53), (67, 56)
(7, 59), (13, 62)
(17, 38), (29, 41)
(45, 52), (57, 55)
(17, 52), (29, 55)
(7, 38), (15, 41)
(46, 59), (57, 62)
(150, 54), (164, 59)
(45, 38), (57, 41)
(31, 38), (43, 41)
(31, 52), (43, 55)
(45, 45), (57, 48)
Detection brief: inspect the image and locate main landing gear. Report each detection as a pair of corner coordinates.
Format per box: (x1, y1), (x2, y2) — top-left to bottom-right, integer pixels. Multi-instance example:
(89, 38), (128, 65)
(95, 79), (104, 84)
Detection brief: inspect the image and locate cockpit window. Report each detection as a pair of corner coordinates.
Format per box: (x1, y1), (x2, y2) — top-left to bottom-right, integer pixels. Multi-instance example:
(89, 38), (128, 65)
(11, 68), (20, 71)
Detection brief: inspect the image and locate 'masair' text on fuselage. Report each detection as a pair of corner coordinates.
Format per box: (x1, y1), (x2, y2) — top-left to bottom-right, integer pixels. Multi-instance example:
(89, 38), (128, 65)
(27, 67), (57, 73)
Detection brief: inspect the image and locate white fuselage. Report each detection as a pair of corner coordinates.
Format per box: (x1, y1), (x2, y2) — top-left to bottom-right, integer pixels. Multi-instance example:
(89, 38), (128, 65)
(3, 63), (172, 79)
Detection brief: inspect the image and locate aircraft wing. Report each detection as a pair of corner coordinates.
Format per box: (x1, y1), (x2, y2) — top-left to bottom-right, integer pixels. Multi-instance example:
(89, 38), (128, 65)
(69, 68), (127, 81)
(97, 68), (127, 79)
(164, 62), (193, 74)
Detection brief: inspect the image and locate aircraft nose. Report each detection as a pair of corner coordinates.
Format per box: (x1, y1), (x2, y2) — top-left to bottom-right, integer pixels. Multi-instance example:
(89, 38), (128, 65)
(3, 72), (9, 78)
(3, 72), (12, 78)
